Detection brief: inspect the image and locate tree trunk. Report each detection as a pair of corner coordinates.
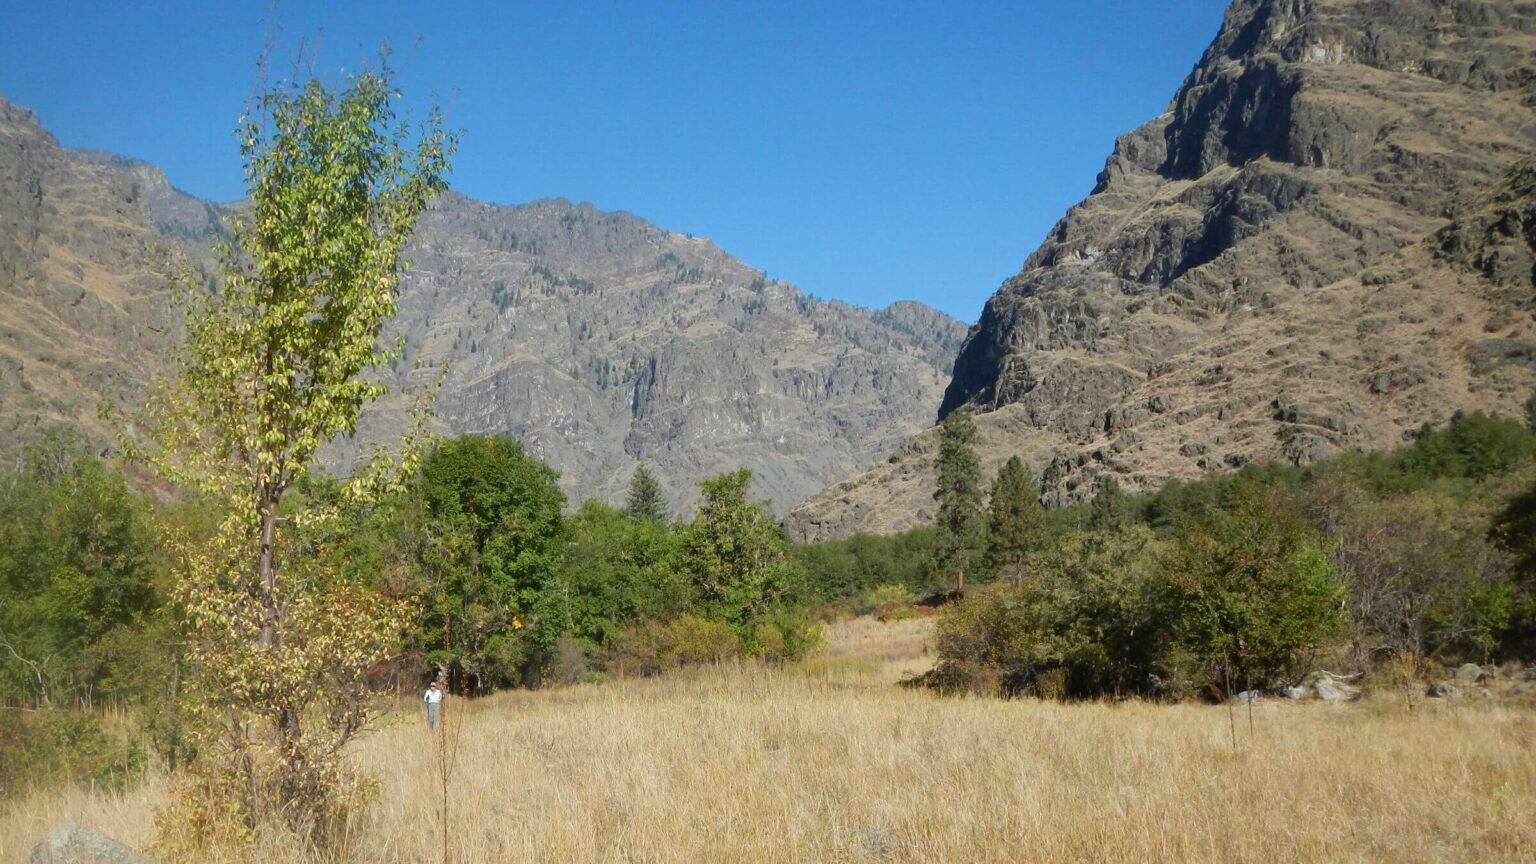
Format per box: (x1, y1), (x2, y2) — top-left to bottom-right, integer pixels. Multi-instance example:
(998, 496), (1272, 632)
(258, 489), (278, 648)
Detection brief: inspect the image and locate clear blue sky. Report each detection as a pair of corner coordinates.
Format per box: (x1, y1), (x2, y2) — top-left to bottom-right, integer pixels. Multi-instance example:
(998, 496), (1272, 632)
(0, 1), (1229, 322)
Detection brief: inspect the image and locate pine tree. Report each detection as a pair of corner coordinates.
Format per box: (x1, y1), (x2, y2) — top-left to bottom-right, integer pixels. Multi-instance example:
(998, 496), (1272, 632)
(625, 463), (668, 522)
(933, 410), (983, 593)
(1088, 475), (1133, 529)
(985, 455), (1042, 581)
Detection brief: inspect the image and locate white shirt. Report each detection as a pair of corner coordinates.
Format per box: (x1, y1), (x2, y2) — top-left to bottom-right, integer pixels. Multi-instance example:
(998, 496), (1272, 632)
(423, 688), (443, 704)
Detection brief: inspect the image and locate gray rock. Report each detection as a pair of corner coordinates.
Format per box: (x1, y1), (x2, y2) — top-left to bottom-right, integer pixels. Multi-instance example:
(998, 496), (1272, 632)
(1508, 682), (1536, 697)
(848, 826), (902, 859)
(1313, 678), (1354, 703)
(1522, 667), (1536, 681)
(1427, 681), (1462, 699)
(1231, 689), (1264, 705)
(913, 0), (1536, 509)
(1278, 685), (1307, 700)
(29, 825), (150, 864)
(1454, 663), (1487, 684)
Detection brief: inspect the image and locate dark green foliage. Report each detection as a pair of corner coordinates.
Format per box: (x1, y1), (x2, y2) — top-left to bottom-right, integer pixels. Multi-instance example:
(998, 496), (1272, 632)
(561, 500), (688, 646)
(0, 430), (160, 708)
(1157, 487), (1347, 692)
(680, 469), (805, 633)
(1398, 411), (1536, 482)
(625, 463), (668, 522)
(932, 410), (984, 588)
(413, 434), (567, 692)
(985, 456), (1042, 581)
(931, 528), (1164, 698)
(924, 408), (1536, 700)
(1087, 475), (1136, 530)
(795, 527), (941, 603)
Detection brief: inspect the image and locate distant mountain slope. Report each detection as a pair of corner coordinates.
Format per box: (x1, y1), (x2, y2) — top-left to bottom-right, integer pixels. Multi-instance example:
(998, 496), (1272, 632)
(788, 0), (1536, 541)
(0, 98), (223, 453)
(0, 96), (965, 513)
(337, 194), (965, 513)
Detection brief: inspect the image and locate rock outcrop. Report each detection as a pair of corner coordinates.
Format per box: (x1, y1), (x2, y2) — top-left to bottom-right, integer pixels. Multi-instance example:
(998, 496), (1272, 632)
(0, 96), (964, 514)
(28, 825), (151, 864)
(789, 0), (1536, 540)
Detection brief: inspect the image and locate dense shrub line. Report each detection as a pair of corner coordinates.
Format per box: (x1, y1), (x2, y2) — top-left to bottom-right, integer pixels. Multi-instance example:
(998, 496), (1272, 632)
(798, 409), (1536, 699)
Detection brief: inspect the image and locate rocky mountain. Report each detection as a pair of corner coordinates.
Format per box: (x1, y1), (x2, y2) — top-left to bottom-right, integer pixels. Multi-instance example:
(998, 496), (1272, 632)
(336, 194), (964, 513)
(0, 98), (223, 456)
(0, 95), (965, 514)
(788, 0), (1536, 541)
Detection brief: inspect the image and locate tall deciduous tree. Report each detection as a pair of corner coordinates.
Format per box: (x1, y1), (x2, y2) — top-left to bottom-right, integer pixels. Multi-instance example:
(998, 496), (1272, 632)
(680, 469), (802, 633)
(414, 435), (566, 692)
(135, 65), (454, 855)
(933, 410), (983, 593)
(1158, 487), (1347, 693)
(625, 463), (668, 522)
(0, 429), (158, 709)
(985, 456), (1042, 582)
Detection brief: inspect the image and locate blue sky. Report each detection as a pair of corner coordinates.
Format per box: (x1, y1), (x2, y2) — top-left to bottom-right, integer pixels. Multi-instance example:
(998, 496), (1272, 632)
(0, 1), (1229, 322)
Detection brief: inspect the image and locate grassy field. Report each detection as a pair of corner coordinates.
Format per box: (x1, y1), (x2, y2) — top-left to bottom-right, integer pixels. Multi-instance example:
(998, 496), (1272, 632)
(4, 618), (1535, 863)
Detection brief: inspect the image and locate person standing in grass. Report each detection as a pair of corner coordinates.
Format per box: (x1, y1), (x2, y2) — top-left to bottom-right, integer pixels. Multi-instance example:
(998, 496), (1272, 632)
(423, 681), (443, 731)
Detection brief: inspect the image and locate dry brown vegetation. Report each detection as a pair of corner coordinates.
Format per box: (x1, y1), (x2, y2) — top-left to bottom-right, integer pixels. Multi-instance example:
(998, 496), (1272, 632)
(4, 617), (1535, 863)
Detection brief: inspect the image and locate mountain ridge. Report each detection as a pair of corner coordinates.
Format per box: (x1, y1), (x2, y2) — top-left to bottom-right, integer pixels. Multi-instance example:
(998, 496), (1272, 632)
(787, 0), (1536, 541)
(0, 94), (964, 515)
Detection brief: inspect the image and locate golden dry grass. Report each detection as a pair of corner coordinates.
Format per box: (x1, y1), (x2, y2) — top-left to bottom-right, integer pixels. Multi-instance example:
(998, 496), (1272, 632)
(4, 618), (1535, 863)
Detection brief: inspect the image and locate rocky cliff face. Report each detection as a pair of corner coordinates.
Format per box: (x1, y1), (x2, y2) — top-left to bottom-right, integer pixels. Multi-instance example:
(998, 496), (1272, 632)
(333, 195), (964, 513)
(0, 97), (964, 514)
(0, 99), (223, 453)
(789, 0), (1536, 541)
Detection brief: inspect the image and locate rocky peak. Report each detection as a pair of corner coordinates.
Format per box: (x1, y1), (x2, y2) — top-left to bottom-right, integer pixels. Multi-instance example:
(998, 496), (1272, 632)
(795, 0), (1536, 540)
(0, 93), (965, 515)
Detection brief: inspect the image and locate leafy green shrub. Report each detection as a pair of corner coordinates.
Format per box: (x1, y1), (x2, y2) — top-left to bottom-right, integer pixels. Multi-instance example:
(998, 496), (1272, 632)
(609, 615), (740, 676)
(749, 610), (822, 662)
(1157, 487), (1348, 694)
(928, 528), (1165, 699)
(0, 710), (147, 798)
(854, 584), (916, 615)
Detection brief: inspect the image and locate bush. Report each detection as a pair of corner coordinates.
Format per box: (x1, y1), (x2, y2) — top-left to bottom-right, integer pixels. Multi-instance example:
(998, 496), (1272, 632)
(1157, 487), (1348, 694)
(608, 616), (741, 676)
(0, 710), (147, 799)
(854, 584), (916, 616)
(928, 528), (1165, 699)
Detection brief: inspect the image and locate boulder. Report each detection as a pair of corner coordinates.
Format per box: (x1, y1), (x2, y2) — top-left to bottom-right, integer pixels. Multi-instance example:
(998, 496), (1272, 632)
(848, 826), (902, 859)
(1302, 671), (1359, 703)
(1231, 690), (1264, 705)
(1278, 685), (1307, 700)
(29, 825), (151, 864)
(1453, 663), (1486, 684)
(1427, 681), (1462, 699)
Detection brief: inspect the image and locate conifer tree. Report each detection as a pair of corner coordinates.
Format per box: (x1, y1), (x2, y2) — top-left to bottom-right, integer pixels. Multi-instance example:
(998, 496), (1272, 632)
(933, 410), (983, 593)
(625, 462), (668, 522)
(985, 455), (1042, 581)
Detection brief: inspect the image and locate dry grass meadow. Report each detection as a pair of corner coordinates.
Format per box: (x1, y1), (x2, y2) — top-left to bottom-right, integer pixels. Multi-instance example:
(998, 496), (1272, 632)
(4, 617), (1535, 863)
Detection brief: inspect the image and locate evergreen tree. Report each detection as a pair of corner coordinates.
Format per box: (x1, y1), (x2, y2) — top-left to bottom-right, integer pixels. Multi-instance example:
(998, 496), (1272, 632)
(985, 456), (1042, 581)
(933, 410), (984, 592)
(625, 462), (668, 522)
(1088, 475), (1134, 530)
